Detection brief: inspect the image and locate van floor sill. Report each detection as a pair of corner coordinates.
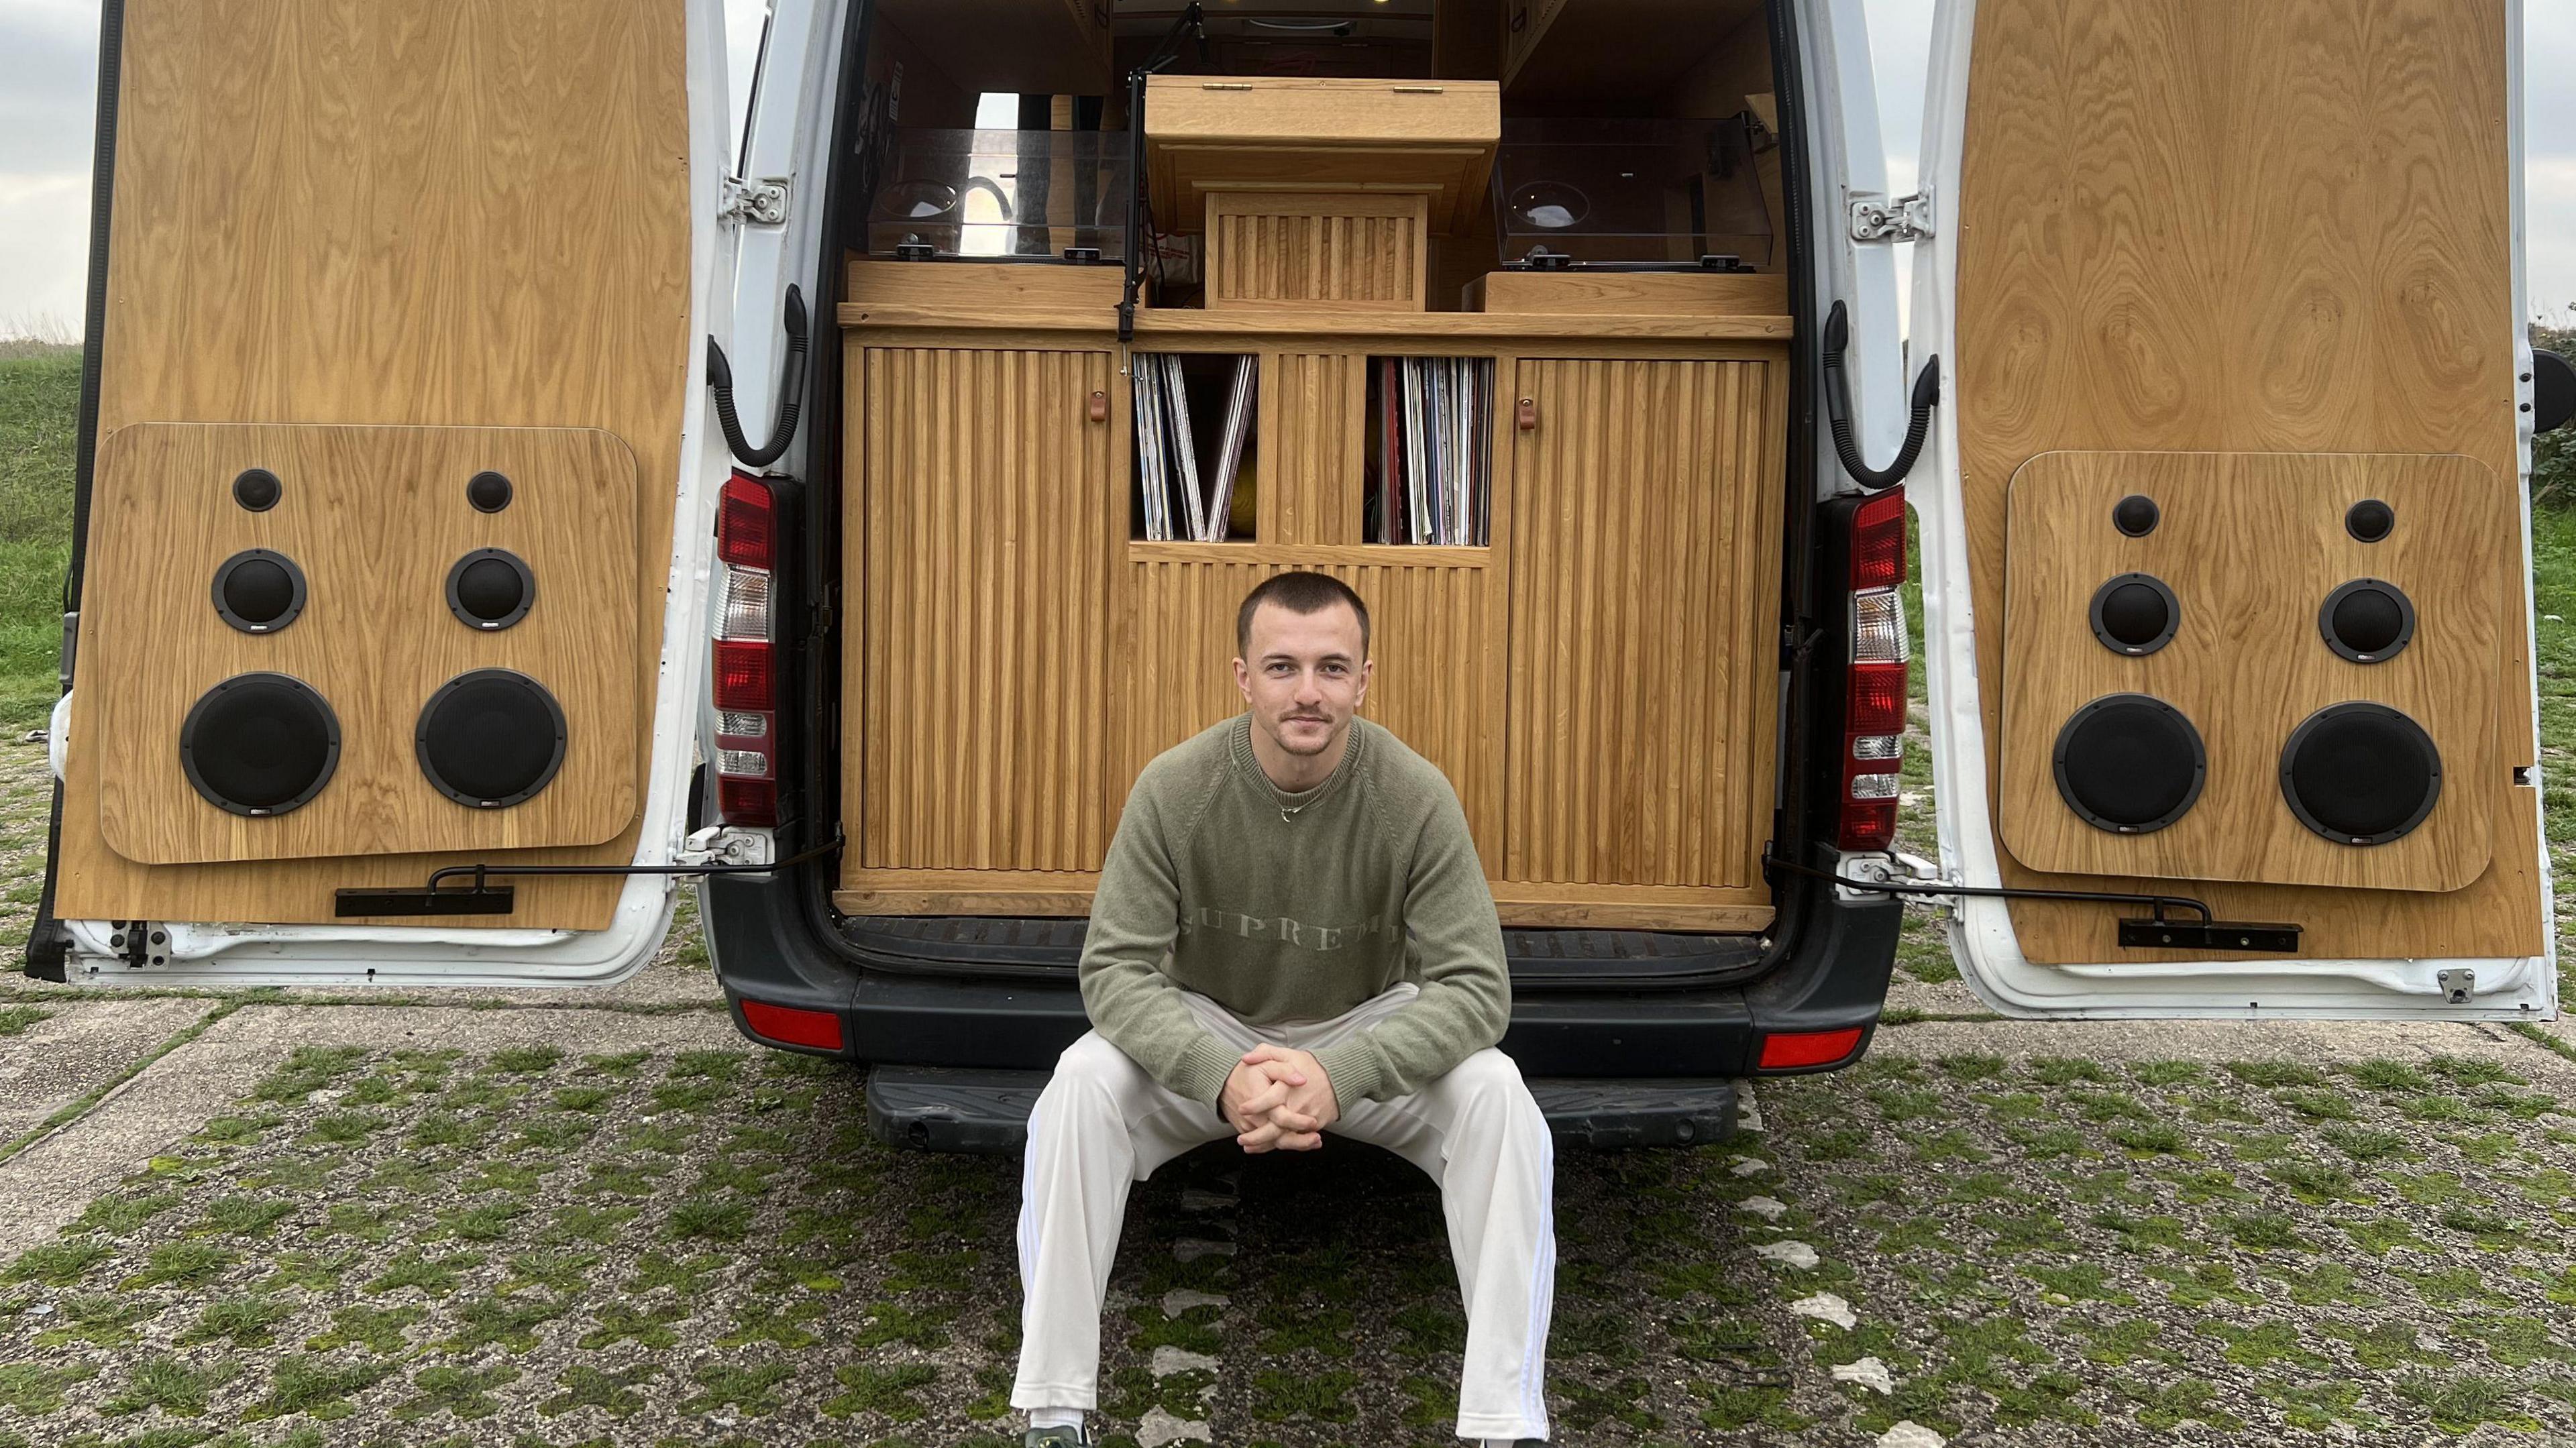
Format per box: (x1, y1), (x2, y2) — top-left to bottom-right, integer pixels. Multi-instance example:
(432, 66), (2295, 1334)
(835, 914), (1768, 987)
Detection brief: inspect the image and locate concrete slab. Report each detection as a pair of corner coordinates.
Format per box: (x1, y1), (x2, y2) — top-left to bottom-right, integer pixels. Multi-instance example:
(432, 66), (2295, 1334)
(0, 1002), (746, 1258)
(0, 999), (217, 1141)
(1876, 1015), (2576, 1084)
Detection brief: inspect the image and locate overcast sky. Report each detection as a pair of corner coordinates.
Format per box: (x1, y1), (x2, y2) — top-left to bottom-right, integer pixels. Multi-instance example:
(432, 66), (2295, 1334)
(1, 0), (2570, 334)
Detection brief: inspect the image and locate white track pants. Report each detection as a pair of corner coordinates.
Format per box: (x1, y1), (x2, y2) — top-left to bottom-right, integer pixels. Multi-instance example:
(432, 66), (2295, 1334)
(1011, 984), (1556, 1442)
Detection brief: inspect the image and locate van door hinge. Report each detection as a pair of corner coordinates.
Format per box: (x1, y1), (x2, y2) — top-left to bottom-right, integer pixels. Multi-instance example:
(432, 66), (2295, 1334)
(719, 175), (790, 227)
(1849, 190), (1934, 244)
(678, 826), (773, 869)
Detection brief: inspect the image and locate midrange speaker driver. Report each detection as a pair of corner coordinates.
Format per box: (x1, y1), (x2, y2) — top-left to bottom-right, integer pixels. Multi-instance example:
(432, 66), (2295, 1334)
(2279, 702), (2442, 846)
(415, 668), (569, 809)
(2051, 693), (2207, 834)
(179, 672), (341, 816)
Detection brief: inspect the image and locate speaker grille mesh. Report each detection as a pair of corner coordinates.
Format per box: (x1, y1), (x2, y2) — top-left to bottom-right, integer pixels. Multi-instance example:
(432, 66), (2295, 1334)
(179, 672), (340, 816)
(416, 669), (570, 808)
(2280, 702), (2442, 845)
(2051, 693), (2207, 834)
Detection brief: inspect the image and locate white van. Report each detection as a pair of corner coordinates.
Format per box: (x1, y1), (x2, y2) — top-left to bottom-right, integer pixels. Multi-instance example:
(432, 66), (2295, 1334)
(34, 0), (2561, 1151)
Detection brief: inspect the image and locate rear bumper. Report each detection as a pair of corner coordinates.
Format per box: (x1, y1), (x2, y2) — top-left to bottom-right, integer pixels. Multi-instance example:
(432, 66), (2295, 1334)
(702, 842), (1902, 1130)
(864, 1065), (1739, 1154)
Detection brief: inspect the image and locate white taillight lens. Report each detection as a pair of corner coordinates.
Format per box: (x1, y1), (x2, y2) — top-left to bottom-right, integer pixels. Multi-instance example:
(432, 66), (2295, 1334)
(718, 748), (771, 778)
(1850, 772), (1901, 801)
(1851, 588), (1909, 663)
(1853, 734), (1902, 761)
(722, 567), (772, 641)
(718, 710), (767, 738)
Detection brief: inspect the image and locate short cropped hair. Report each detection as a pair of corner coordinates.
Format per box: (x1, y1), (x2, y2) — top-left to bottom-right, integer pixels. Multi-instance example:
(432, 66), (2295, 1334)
(1236, 571), (1371, 661)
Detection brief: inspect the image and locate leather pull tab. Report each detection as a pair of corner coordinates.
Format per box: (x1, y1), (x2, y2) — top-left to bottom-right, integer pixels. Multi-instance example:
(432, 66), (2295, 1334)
(1516, 396), (1538, 432)
(1088, 390), (1109, 423)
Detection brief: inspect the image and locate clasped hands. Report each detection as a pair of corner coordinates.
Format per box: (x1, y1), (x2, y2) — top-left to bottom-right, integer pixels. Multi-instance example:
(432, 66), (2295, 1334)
(1219, 1044), (1338, 1153)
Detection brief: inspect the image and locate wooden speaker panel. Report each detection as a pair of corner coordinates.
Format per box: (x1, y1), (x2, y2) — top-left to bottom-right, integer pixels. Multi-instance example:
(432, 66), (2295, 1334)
(87, 423), (639, 865)
(1207, 194), (1429, 313)
(2000, 451), (2506, 892)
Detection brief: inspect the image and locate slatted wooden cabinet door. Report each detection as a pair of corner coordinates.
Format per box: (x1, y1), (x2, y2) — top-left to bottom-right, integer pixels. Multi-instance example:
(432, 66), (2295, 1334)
(845, 346), (1119, 897)
(1496, 355), (1787, 931)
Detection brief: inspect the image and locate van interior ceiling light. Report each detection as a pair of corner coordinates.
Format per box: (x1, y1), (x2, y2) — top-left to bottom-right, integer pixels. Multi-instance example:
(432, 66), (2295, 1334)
(1821, 299), (1939, 491)
(712, 471), (780, 828)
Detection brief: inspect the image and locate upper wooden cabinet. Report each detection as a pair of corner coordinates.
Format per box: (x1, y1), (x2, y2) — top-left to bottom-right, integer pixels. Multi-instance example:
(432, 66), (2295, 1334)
(1502, 0), (1766, 99)
(1143, 75), (1500, 234)
(873, 0), (1114, 96)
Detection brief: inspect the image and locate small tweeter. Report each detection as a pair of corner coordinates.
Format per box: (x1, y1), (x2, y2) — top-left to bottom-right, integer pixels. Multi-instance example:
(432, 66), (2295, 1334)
(179, 672), (341, 816)
(445, 548), (536, 630)
(2052, 693), (2207, 834)
(2088, 573), (2180, 656)
(232, 467), (283, 512)
(2279, 702), (2441, 846)
(211, 549), (309, 634)
(2318, 579), (2414, 664)
(416, 668), (569, 808)
(2112, 494), (2159, 538)
(2345, 498), (2395, 543)
(466, 469), (514, 512)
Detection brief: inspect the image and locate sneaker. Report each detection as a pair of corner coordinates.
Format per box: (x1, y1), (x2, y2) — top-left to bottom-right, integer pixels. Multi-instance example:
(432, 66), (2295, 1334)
(1022, 1427), (1090, 1447)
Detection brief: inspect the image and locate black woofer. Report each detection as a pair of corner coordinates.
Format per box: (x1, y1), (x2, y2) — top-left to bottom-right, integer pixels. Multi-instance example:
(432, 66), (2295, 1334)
(2318, 579), (2415, 663)
(179, 672), (341, 816)
(2088, 573), (2180, 656)
(445, 549), (535, 630)
(2280, 702), (2441, 846)
(416, 669), (568, 808)
(2052, 693), (2207, 834)
(211, 549), (308, 634)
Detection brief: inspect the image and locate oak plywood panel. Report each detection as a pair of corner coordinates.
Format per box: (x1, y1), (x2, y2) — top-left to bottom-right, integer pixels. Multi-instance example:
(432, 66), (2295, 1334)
(1262, 353), (1368, 546)
(1116, 553), (1505, 870)
(90, 425), (638, 865)
(60, 0), (691, 929)
(848, 347), (1120, 880)
(1501, 356), (1786, 901)
(2000, 452), (2504, 891)
(1144, 76), (1501, 233)
(1208, 194), (1429, 312)
(1956, 0), (2538, 960)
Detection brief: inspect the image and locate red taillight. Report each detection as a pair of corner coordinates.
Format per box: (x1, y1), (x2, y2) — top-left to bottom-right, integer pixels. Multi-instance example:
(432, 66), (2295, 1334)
(1849, 488), (1906, 591)
(718, 472), (776, 569)
(739, 997), (841, 1050)
(713, 474), (780, 827)
(1837, 490), (1909, 854)
(713, 639), (773, 712)
(1758, 1026), (1866, 1070)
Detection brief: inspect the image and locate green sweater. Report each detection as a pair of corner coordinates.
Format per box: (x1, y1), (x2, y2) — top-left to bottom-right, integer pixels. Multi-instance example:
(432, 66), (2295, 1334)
(1078, 712), (1511, 1109)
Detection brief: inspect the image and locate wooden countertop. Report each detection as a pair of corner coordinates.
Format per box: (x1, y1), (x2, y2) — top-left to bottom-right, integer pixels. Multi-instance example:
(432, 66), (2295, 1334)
(836, 302), (1793, 343)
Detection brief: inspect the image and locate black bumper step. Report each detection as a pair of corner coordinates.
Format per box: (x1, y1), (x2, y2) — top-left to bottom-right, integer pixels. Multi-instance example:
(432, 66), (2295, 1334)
(864, 1065), (1739, 1155)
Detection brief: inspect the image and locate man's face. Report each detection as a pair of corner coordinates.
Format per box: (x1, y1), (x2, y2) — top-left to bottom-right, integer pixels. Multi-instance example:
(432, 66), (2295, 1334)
(1234, 600), (1373, 758)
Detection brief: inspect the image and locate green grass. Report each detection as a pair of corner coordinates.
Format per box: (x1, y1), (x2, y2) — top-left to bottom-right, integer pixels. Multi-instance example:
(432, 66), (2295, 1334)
(0, 353), (74, 729)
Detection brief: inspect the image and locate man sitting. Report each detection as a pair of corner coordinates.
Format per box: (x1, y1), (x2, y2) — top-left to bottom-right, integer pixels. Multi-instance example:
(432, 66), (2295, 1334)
(1012, 571), (1556, 1447)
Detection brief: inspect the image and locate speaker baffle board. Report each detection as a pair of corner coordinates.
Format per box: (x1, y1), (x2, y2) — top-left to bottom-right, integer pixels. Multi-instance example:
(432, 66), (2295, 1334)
(1999, 451), (2506, 893)
(84, 423), (639, 866)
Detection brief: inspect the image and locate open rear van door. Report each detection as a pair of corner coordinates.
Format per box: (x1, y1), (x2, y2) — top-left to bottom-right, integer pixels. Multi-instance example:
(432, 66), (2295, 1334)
(30, 0), (740, 987)
(1909, 0), (2557, 1019)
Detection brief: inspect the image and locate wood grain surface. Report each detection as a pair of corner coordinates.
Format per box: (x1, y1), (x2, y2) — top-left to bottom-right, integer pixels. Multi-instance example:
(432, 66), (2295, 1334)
(1499, 355), (1787, 905)
(1206, 194), (1430, 312)
(846, 345), (1120, 882)
(1467, 271), (1790, 317)
(1955, 0), (2538, 961)
(1144, 76), (1500, 233)
(61, 0), (691, 929)
(1999, 451), (2503, 892)
(89, 425), (639, 865)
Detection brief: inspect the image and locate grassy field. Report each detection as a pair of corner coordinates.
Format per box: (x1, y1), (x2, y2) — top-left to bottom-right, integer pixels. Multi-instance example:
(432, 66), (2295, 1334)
(0, 348), (76, 732)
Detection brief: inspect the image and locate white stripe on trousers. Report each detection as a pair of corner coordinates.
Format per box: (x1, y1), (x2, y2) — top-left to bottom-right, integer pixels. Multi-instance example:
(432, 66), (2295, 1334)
(1010, 983), (1556, 1442)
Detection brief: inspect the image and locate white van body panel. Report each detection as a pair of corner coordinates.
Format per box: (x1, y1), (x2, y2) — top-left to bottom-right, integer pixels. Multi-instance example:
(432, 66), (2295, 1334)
(1911, 0), (2558, 1020)
(52, 0), (743, 989)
